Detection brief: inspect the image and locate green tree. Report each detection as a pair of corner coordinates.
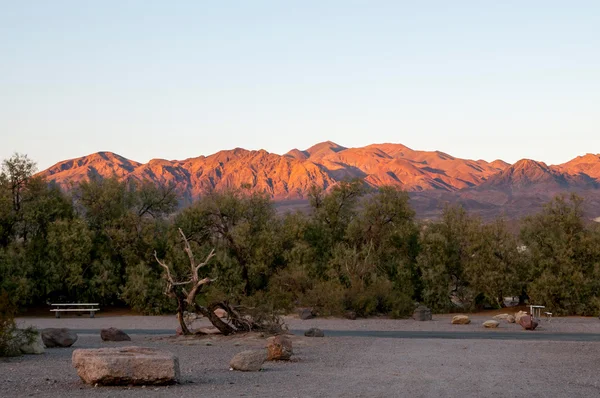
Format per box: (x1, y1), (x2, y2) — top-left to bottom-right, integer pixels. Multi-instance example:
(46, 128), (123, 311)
(520, 194), (600, 315)
(417, 205), (480, 312)
(464, 218), (521, 308)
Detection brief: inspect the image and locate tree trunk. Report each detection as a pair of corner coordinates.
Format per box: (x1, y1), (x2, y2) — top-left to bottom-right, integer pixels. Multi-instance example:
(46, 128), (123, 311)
(194, 303), (236, 335)
(176, 295), (192, 335)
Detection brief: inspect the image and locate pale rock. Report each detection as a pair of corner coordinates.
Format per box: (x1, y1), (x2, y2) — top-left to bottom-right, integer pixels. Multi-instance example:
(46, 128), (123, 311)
(515, 311), (528, 323)
(451, 315), (471, 325)
(229, 350), (266, 371)
(483, 320), (500, 328)
(72, 346), (180, 385)
(19, 332), (45, 355)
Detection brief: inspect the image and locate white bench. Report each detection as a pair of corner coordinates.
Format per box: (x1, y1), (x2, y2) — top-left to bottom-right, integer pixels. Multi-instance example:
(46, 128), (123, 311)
(50, 303), (100, 318)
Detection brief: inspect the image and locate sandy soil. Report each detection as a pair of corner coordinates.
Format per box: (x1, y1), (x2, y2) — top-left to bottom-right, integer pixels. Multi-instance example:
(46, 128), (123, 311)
(2, 314), (600, 397)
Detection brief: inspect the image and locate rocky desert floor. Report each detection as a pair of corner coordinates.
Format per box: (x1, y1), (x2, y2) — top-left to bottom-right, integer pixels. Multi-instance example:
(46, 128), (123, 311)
(2, 313), (600, 397)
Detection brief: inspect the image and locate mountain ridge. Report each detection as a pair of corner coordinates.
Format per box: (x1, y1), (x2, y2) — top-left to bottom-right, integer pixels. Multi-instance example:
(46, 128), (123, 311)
(38, 142), (600, 219)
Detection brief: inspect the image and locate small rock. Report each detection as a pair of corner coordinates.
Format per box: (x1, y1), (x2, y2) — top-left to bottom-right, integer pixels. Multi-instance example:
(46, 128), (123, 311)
(214, 308), (227, 318)
(345, 311), (357, 320)
(518, 315), (539, 331)
(42, 328), (78, 348)
(413, 305), (432, 321)
(18, 331), (45, 355)
(493, 314), (510, 320)
(304, 328), (325, 337)
(507, 315), (516, 323)
(229, 350), (266, 372)
(483, 320), (499, 328)
(515, 310), (528, 323)
(266, 335), (293, 361)
(451, 315), (471, 325)
(298, 308), (315, 320)
(101, 328), (131, 342)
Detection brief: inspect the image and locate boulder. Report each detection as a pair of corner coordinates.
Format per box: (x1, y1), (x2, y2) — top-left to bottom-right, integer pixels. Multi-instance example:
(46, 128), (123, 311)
(451, 315), (471, 325)
(298, 308), (315, 320)
(214, 308), (227, 318)
(101, 328), (131, 342)
(493, 314), (510, 320)
(507, 315), (516, 323)
(42, 328), (78, 348)
(515, 310), (528, 323)
(483, 320), (499, 329)
(304, 328), (325, 337)
(18, 331), (45, 355)
(72, 346), (180, 385)
(519, 315), (539, 331)
(229, 350), (266, 371)
(266, 335), (293, 361)
(413, 305), (432, 321)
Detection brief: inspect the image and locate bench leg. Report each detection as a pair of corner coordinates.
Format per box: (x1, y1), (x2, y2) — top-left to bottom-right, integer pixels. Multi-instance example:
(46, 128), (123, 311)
(55, 311), (60, 319)
(90, 311), (95, 318)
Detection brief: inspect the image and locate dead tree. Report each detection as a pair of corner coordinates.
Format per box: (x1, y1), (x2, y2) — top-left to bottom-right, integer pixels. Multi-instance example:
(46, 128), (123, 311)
(154, 228), (284, 335)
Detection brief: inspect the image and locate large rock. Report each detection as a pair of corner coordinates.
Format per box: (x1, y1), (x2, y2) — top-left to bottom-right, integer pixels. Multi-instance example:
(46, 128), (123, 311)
(42, 328), (78, 348)
(515, 310), (528, 323)
(266, 335), (293, 361)
(507, 315), (516, 323)
(72, 346), (180, 385)
(298, 308), (315, 320)
(493, 314), (510, 320)
(483, 320), (500, 329)
(413, 305), (432, 321)
(101, 328), (131, 342)
(18, 331), (45, 355)
(229, 350), (266, 371)
(451, 315), (471, 325)
(519, 315), (539, 331)
(304, 328), (325, 337)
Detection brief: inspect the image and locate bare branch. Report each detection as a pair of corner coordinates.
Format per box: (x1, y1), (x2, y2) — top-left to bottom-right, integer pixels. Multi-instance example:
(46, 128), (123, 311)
(178, 228), (196, 276)
(154, 250), (174, 285)
(185, 277), (217, 305)
(194, 248), (216, 275)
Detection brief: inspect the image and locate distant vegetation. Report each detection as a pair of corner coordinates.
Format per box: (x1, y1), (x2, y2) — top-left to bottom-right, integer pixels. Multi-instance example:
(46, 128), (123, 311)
(1, 153), (599, 317)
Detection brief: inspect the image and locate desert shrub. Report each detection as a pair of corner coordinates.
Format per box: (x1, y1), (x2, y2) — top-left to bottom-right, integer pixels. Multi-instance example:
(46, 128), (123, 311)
(300, 280), (346, 316)
(121, 261), (175, 314)
(266, 264), (314, 312)
(344, 278), (414, 318)
(0, 291), (18, 357)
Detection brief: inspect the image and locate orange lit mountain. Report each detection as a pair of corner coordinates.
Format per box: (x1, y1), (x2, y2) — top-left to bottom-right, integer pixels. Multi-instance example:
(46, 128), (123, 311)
(40, 142), (508, 199)
(39, 143), (600, 219)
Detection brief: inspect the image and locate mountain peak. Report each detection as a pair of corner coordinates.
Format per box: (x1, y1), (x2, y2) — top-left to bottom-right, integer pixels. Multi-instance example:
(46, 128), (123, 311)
(303, 141), (347, 159)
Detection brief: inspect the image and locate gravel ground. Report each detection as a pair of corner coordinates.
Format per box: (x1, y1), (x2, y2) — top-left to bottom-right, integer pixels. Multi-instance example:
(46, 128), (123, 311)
(2, 315), (600, 397)
(16, 313), (600, 334)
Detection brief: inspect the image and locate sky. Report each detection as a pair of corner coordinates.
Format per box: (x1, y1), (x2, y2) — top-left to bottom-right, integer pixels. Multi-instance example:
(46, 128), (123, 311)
(1, 1), (599, 171)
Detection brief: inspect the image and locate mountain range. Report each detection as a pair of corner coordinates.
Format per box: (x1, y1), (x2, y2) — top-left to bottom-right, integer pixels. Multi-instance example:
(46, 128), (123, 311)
(38, 142), (600, 220)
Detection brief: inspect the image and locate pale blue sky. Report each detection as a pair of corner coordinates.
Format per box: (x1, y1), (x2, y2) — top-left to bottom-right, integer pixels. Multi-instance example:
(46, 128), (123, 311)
(1, 1), (598, 170)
